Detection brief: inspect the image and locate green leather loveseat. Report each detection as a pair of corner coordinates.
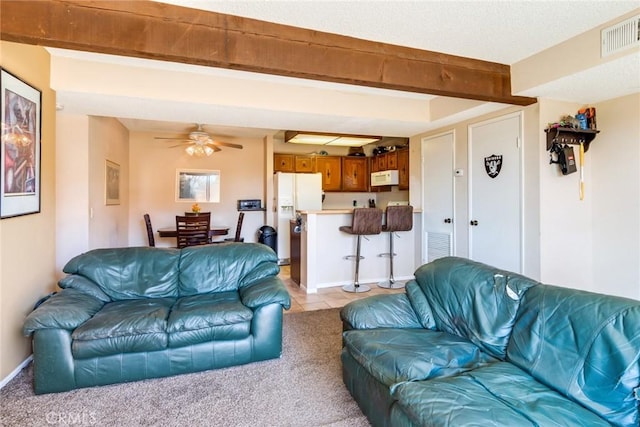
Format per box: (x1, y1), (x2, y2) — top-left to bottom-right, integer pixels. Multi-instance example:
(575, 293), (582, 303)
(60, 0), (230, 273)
(341, 257), (640, 426)
(24, 243), (290, 394)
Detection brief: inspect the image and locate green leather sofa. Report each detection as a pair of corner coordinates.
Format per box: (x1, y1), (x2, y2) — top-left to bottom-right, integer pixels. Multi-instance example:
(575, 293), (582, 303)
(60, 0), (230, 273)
(341, 257), (640, 427)
(24, 243), (290, 394)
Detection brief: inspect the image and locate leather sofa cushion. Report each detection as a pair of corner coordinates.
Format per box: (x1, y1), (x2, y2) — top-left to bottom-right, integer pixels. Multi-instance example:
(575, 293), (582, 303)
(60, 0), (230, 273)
(166, 292), (253, 347)
(63, 247), (181, 300)
(58, 275), (111, 302)
(72, 298), (175, 358)
(343, 328), (496, 388)
(413, 257), (538, 359)
(178, 243), (279, 295)
(391, 362), (610, 426)
(507, 284), (640, 427)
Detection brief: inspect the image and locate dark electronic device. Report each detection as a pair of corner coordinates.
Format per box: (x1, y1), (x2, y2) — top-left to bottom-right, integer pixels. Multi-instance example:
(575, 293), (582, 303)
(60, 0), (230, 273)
(237, 199), (262, 211)
(549, 142), (577, 175)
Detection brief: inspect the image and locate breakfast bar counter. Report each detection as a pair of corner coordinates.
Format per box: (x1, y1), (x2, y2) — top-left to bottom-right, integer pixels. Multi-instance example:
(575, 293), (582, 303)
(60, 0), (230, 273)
(296, 209), (422, 293)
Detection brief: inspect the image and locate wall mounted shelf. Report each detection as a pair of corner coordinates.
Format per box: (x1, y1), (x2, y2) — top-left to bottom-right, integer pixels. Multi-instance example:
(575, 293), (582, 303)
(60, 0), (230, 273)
(545, 127), (599, 153)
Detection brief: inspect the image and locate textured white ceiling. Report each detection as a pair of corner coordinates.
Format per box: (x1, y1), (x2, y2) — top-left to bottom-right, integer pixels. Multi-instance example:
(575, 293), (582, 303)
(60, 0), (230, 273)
(161, 0), (639, 64)
(52, 1), (640, 136)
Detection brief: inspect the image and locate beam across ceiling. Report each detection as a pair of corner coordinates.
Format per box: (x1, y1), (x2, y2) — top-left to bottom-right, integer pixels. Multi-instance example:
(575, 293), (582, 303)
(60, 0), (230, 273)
(1, 0), (536, 106)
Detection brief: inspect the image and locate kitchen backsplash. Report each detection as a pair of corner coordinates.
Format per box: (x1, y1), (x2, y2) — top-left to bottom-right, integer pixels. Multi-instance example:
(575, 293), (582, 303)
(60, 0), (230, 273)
(323, 190), (409, 209)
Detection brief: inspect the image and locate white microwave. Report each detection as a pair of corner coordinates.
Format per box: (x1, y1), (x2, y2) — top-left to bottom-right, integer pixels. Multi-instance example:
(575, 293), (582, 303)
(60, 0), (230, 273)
(370, 170), (399, 186)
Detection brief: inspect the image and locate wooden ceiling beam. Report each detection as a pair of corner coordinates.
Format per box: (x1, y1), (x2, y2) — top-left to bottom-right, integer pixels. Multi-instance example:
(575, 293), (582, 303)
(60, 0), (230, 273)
(0, 0), (536, 106)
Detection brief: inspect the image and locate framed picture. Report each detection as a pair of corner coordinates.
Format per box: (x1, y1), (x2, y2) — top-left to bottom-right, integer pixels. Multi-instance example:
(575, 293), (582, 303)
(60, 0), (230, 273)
(1, 68), (42, 219)
(176, 169), (220, 203)
(105, 160), (120, 205)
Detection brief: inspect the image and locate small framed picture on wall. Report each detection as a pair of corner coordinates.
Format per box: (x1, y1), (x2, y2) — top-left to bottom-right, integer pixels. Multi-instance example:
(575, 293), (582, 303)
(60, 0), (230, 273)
(105, 160), (120, 205)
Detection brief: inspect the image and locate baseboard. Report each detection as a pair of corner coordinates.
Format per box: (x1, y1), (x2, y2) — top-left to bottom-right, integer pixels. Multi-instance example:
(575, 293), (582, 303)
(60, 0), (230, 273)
(0, 355), (32, 390)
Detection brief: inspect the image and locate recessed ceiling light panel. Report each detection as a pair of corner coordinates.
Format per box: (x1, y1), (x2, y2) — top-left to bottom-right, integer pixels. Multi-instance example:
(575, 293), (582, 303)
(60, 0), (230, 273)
(285, 131), (380, 147)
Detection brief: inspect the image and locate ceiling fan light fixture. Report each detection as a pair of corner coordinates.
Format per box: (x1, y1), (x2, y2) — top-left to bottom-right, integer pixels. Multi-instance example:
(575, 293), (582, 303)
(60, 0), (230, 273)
(185, 145), (214, 157)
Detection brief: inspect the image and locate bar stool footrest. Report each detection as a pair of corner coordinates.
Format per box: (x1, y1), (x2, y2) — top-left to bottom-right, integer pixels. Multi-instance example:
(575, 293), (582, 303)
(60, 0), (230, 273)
(344, 255), (365, 260)
(342, 284), (371, 293)
(377, 280), (406, 289)
(377, 252), (397, 258)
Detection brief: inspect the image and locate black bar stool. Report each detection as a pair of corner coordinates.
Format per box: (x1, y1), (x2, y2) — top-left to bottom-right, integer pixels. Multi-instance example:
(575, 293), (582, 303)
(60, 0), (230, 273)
(340, 208), (383, 293)
(378, 205), (413, 289)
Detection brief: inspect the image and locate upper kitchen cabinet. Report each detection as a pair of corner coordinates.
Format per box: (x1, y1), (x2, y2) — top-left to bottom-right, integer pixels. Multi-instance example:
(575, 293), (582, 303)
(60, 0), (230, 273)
(274, 153), (316, 173)
(386, 151), (398, 169)
(397, 148), (409, 190)
(342, 157), (369, 192)
(376, 154), (387, 171)
(294, 155), (314, 173)
(315, 156), (342, 192)
(274, 153), (294, 172)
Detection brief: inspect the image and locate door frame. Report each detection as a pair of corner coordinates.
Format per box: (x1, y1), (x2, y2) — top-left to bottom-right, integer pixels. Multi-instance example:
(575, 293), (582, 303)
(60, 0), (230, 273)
(467, 111), (525, 272)
(421, 130), (456, 263)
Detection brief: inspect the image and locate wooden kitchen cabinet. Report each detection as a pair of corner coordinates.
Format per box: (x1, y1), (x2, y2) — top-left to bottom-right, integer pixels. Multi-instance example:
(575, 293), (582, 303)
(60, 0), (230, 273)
(315, 156), (342, 191)
(397, 148), (409, 190)
(370, 156), (379, 173)
(294, 155), (314, 172)
(376, 154), (387, 171)
(274, 154), (294, 172)
(386, 151), (398, 169)
(342, 157), (369, 192)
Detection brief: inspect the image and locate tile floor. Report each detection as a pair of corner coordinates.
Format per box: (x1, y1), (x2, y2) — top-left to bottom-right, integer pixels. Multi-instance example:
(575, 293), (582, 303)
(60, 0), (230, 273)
(278, 265), (405, 313)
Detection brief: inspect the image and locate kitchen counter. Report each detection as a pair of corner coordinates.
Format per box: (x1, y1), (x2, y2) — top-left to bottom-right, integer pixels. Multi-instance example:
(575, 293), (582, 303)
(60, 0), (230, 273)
(299, 208), (422, 215)
(296, 210), (422, 293)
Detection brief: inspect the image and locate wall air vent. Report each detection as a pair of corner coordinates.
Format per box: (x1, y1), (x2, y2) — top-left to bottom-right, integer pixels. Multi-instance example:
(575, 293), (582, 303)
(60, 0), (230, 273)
(425, 232), (452, 263)
(601, 15), (640, 57)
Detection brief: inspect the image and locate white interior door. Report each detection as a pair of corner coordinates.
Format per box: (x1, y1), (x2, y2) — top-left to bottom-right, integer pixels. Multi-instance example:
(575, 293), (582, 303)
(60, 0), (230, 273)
(422, 132), (455, 263)
(469, 112), (523, 273)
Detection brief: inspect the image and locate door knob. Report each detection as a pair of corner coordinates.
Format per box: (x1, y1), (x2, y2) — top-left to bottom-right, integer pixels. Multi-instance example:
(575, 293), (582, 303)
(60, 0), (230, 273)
(444, 218), (452, 224)
(470, 220), (478, 226)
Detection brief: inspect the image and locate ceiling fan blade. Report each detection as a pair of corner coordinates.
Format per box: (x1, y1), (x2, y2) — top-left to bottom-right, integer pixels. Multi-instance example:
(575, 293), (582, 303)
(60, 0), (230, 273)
(168, 143), (194, 148)
(211, 145), (222, 152)
(207, 141), (243, 149)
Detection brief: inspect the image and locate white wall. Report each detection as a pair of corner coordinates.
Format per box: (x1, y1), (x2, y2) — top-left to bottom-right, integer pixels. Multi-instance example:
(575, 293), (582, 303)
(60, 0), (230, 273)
(56, 114), (90, 274)
(56, 115), (129, 276)
(88, 117), (130, 249)
(591, 93), (640, 299)
(538, 99), (594, 288)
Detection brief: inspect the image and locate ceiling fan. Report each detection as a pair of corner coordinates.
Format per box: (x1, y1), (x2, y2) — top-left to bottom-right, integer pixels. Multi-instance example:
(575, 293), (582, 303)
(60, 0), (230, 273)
(154, 124), (243, 157)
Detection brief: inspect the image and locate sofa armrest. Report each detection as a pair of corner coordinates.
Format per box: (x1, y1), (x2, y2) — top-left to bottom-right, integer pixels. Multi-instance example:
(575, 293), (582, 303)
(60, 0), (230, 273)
(239, 276), (291, 310)
(340, 293), (423, 330)
(23, 288), (105, 336)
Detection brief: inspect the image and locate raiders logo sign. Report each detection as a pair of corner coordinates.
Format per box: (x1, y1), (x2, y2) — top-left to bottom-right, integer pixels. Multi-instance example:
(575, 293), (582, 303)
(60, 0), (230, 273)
(484, 154), (502, 178)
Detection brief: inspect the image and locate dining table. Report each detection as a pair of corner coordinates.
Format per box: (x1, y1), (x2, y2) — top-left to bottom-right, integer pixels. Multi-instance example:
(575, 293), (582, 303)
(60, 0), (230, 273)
(157, 225), (230, 239)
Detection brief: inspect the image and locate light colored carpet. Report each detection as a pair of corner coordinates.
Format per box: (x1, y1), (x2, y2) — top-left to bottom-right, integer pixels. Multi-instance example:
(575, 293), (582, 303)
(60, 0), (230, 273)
(0, 308), (369, 427)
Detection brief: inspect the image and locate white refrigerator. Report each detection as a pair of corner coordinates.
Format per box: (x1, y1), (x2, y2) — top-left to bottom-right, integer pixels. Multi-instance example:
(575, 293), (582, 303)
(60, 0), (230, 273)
(274, 172), (323, 265)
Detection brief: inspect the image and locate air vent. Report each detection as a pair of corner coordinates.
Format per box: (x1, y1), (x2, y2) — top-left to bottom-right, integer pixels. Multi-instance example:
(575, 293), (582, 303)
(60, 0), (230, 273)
(425, 232), (452, 263)
(601, 15), (640, 57)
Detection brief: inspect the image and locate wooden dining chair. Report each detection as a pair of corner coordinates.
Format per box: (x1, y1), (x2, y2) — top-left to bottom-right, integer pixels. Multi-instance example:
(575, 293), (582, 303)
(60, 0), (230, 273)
(175, 214), (211, 248)
(143, 213), (155, 247)
(224, 212), (245, 243)
(185, 211), (210, 217)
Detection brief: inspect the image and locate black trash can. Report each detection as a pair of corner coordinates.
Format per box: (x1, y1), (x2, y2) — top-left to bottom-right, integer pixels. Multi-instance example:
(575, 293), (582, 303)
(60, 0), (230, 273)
(257, 225), (277, 253)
